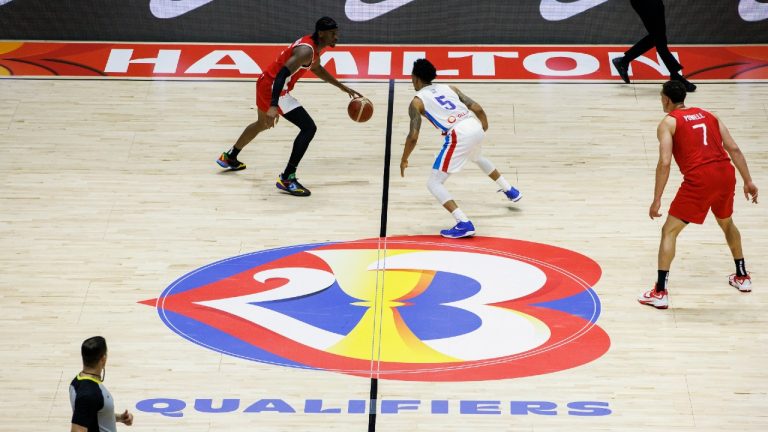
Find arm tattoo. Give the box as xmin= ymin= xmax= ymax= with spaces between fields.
xmin=409 ymin=102 xmax=422 ymax=134
xmin=456 ymin=89 xmax=477 ymax=108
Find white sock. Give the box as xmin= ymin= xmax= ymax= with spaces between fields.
xmin=451 ymin=208 xmax=470 ymax=223
xmin=495 ymin=176 xmax=512 ymax=191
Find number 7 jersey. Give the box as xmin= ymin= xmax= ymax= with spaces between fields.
xmin=668 ymin=107 xmax=730 ymax=176
xmin=415 ymin=84 xmax=475 ymax=135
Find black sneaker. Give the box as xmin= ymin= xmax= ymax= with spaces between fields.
xmin=672 ymin=75 xmax=697 ymax=92
xmin=276 ymin=173 xmax=311 ymax=197
xmin=217 ymin=152 xmax=246 ymax=170
xmin=612 ymin=57 xmax=630 ymax=84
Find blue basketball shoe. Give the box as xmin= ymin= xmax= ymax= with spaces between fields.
xmin=500 ymin=186 xmax=522 ymax=202
xmin=440 ymin=221 xmax=476 ymax=239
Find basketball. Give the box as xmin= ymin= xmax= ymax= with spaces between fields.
xmin=347 ymin=97 xmax=374 ymax=122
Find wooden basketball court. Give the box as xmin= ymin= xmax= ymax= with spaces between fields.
xmin=1 ymin=77 xmax=766 ymax=431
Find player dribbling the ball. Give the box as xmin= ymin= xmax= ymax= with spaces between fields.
xmin=217 ymin=16 xmax=363 ymax=197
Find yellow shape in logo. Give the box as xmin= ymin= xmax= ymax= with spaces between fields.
xmin=308 ymin=249 xmax=461 ymax=363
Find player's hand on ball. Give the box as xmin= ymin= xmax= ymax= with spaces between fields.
xmin=344 ymin=86 xmax=363 ymax=99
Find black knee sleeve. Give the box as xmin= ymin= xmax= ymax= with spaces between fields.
xmin=283 ymin=107 xmax=317 ymax=175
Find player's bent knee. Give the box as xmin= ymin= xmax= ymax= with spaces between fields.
xmin=428 ymin=170 xmax=449 ymax=184
xmin=427 ymin=170 xmax=452 ymax=204
xmin=662 ymin=221 xmax=686 ymax=236
xmin=716 ymin=216 xmax=734 ymax=229
xmin=304 ymin=121 xmax=317 ymax=137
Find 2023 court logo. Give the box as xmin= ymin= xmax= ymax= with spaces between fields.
xmin=142 ymin=236 xmax=610 ymax=381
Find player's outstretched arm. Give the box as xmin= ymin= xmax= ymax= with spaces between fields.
xmin=717 ymin=116 xmax=758 ymax=203
xmin=450 ymin=85 xmax=488 ymax=131
xmin=650 ymin=117 xmax=675 ymax=219
xmin=401 ymin=98 xmax=423 ymax=177
xmin=310 ymin=63 xmax=362 ymax=99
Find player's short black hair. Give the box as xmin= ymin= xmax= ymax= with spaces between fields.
xmin=312 ymin=16 xmax=338 ymax=43
xmin=412 ymin=58 xmax=437 ymax=83
xmin=662 ymin=80 xmax=687 ymax=103
xmin=81 ymin=336 xmax=107 ymax=367
xmin=315 ymin=16 xmax=338 ymax=32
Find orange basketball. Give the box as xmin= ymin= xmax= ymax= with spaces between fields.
xmin=348 ymin=97 xmax=374 ymax=122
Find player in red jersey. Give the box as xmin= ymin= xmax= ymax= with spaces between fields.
xmin=217 ymin=16 xmax=363 ymax=196
xmin=638 ymin=81 xmax=759 ymax=309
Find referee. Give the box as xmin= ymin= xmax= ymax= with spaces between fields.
xmin=612 ymin=0 xmax=696 ymax=92
xmin=69 ymin=336 xmax=133 ymax=432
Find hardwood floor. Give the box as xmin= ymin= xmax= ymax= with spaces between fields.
xmin=1 ymin=77 xmax=766 ymax=431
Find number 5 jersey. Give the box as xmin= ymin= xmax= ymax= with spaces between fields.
xmin=415 ymin=84 xmax=476 ymax=135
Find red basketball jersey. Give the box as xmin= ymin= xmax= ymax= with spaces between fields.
xmin=668 ymin=107 xmax=730 ymax=176
xmin=261 ymin=35 xmax=320 ymax=92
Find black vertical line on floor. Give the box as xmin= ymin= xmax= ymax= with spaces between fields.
xmin=367 ymin=377 xmax=379 ymax=432
xmin=379 ymin=79 xmax=395 ymax=238
xmin=369 ymin=78 xmax=395 ymax=432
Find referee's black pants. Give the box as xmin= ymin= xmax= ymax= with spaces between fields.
xmin=624 ymin=0 xmax=682 ymax=74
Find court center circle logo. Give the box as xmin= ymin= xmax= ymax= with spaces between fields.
xmin=143 ymin=236 xmax=610 ymax=381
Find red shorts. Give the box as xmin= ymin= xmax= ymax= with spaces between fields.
xmin=669 ymin=161 xmax=736 ymax=224
xmin=256 ymin=77 xmax=274 ymax=112
xmin=256 ymin=77 xmax=296 ymax=114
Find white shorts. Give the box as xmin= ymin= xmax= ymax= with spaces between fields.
xmin=432 ymin=119 xmax=484 ymax=173
xmin=256 ymin=77 xmax=302 ymax=114
xmin=277 ymin=92 xmax=302 ymax=114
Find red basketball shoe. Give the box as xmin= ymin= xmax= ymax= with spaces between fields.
xmin=638 ymin=285 xmax=669 ymax=309
xmin=729 ymin=274 xmax=752 ymax=292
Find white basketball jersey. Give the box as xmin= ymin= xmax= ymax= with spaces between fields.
xmin=415 ymin=84 xmax=475 ymax=134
